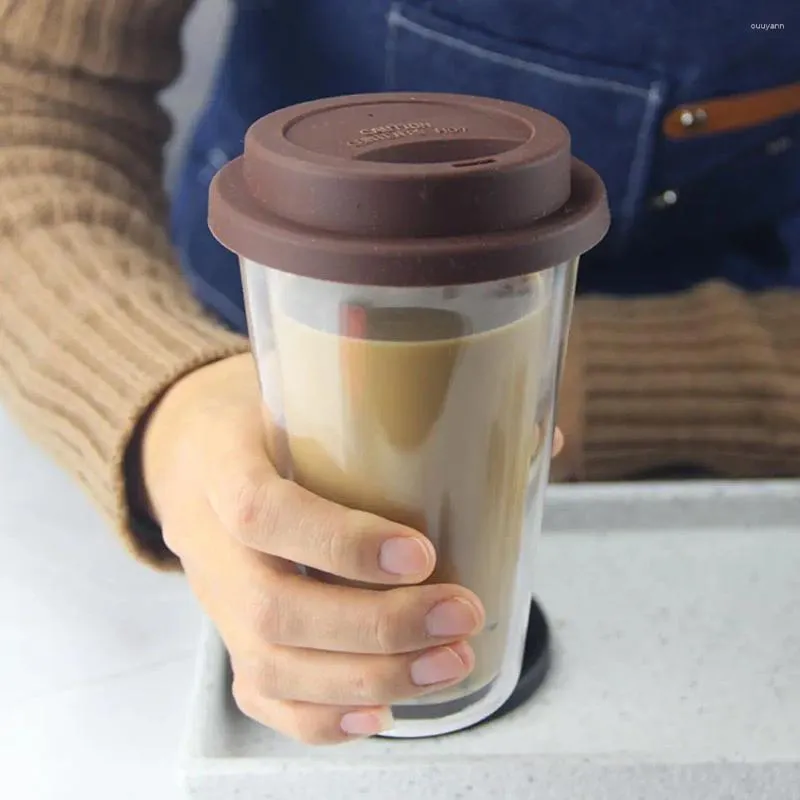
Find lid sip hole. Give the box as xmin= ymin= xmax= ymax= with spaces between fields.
xmin=452 ymin=158 xmax=497 ymax=168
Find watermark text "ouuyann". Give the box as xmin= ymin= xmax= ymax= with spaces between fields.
xmin=751 ymin=22 xmax=785 ymax=30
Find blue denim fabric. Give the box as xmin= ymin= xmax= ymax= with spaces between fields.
xmin=171 ymin=0 xmax=800 ymax=331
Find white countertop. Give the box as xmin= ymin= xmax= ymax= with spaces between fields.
xmin=0 ymin=409 xmax=200 ymax=800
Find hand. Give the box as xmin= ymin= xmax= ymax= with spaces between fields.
xmin=141 ymin=354 xmax=487 ymax=745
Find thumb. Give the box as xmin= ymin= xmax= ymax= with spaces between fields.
xmin=203 ymin=424 xmax=437 ymax=584
xmin=173 ymin=362 xmax=438 ymax=584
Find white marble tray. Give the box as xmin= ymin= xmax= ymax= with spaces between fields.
xmin=181 ymin=481 xmax=800 ymax=800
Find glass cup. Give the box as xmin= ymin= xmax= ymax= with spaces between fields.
xmin=210 ymin=92 xmax=609 ymax=737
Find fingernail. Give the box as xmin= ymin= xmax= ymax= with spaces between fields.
xmin=340 ymin=710 xmax=392 ymax=737
xmin=425 ymin=598 xmax=481 ymax=638
xmin=411 ymin=645 xmax=470 ymax=686
xmin=379 ymin=537 xmax=432 ymax=576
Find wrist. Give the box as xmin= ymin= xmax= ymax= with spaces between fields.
xmin=140 ymin=354 xmax=258 ymax=523
xmin=126 ymin=359 xmax=227 ymax=528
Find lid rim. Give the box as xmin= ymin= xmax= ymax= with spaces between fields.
xmin=209 ymin=92 xmax=610 ymax=285
xmin=209 ymin=158 xmax=610 ymax=286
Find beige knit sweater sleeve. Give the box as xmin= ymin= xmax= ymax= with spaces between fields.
xmin=0 ymin=0 xmax=247 ymax=564
xmin=1 ymin=1 xmax=799 ymax=566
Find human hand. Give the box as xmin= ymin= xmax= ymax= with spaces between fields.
xmin=140 ymin=354 xmax=488 ymax=745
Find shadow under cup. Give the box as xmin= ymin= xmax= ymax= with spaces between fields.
xmin=208 ymin=92 xmax=609 ymax=737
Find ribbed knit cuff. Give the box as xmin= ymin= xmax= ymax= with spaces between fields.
xmin=115 ymin=332 xmax=250 ymax=569
xmin=0 ymin=228 xmax=249 ymax=568
xmin=100 ymin=304 xmax=249 ymax=568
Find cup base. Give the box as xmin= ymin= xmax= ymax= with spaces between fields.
xmin=378 ymin=596 xmax=551 ymax=739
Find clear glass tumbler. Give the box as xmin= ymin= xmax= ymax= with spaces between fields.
xmin=242 ymin=261 xmax=578 ymax=737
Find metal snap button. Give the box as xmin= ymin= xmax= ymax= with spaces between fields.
xmin=679 ymin=108 xmax=708 ymax=129
xmin=652 ymin=189 xmax=679 ymax=209
xmin=765 ymin=136 xmax=793 ymax=156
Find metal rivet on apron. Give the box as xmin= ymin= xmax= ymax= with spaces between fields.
xmin=765 ymin=136 xmax=793 ymax=156
xmin=652 ymin=189 xmax=679 ymax=209
xmin=679 ymin=108 xmax=708 ymax=129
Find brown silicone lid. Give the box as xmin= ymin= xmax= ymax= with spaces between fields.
xmin=209 ymin=93 xmax=609 ymax=286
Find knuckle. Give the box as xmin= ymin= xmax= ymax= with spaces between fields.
xmin=320 ymin=520 xmax=356 ymax=573
xmin=289 ymin=488 xmax=348 ymax=567
xmin=235 ymin=651 xmax=282 ymax=700
xmin=349 ymin=661 xmax=402 ymax=705
xmin=372 ymin=596 xmax=413 ymax=655
xmin=345 ymin=669 xmax=371 ymax=703
xmin=231 ymin=472 xmax=271 ymax=540
xmin=279 ymin=484 xmax=359 ymax=575
xmin=286 ymin=708 xmax=341 ymax=746
xmin=263 ymin=475 xmax=297 ymax=519
xmin=231 ymin=472 xmax=291 ymax=548
xmin=339 ymin=510 xmax=376 ymax=570
xmin=248 ymin=588 xmax=284 ymax=643
xmin=251 ymin=654 xmax=282 ymax=698
xmin=373 ymin=673 xmax=404 ymax=706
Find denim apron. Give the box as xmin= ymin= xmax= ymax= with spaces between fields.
xmin=171 ymin=0 xmax=800 ymax=333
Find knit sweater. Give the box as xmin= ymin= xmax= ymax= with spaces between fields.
xmin=1 ymin=0 xmax=799 ymax=565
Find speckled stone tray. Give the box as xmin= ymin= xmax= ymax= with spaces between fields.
xmin=181 ymin=481 xmax=800 ymax=800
